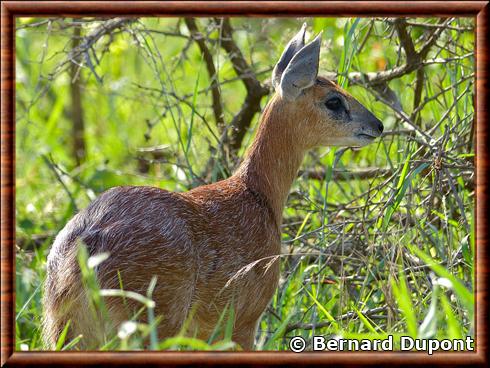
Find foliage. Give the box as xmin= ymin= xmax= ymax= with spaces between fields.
xmin=15 ymin=17 xmax=475 ymax=351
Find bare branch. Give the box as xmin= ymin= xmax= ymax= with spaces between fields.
xmin=419 ymin=18 xmax=452 ymax=59
xmin=218 ymin=18 xmax=270 ymax=154
xmin=394 ymin=19 xmax=417 ymax=64
xmin=70 ymin=24 xmax=86 ymax=166
xmin=184 ymin=18 xmax=225 ymax=131
xmin=299 ymin=167 xmax=393 ymax=181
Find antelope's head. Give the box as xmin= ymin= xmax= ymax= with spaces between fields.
xmin=271 ymin=24 xmax=384 ymax=148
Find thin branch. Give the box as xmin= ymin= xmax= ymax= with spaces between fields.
xmin=41 ymin=155 xmax=78 ymax=212
xmin=184 ymin=18 xmax=225 ymax=131
xmin=394 ymin=18 xmax=417 ymax=64
xmin=382 ymin=19 xmax=473 ymax=32
xmin=419 ymin=18 xmax=452 ymax=59
xmin=299 ymin=167 xmax=393 ymax=181
xmin=70 ymin=24 xmax=86 ymax=166
xmin=218 ymin=18 xmax=270 ymax=154
xmin=411 ymin=68 xmax=425 ymax=124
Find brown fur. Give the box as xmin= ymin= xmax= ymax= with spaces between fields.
xmin=42 ymin=76 xmax=382 ymax=350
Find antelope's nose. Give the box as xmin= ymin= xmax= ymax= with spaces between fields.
xmin=369 ymin=117 xmax=384 ymax=135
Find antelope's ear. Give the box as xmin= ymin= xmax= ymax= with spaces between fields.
xmin=272 ymin=23 xmax=307 ymax=89
xmin=278 ymin=32 xmax=322 ymax=101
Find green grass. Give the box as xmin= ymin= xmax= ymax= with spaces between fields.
xmin=15 ymin=17 xmax=475 ymax=351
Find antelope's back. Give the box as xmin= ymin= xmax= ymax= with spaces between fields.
xmin=46 ymin=185 xmax=194 ymax=273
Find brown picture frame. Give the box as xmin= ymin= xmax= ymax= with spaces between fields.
xmin=1 ymin=1 xmax=488 ymax=366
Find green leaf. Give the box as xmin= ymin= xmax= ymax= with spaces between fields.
xmin=391 ymin=273 xmax=417 ymax=337
xmin=61 ymin=334 xmax=83 ymax=351
xmin=263 ymin=313 xmax=294 ymax=350
xmin=55 ymin=320 xmax=71 ymax=351
xmin=381 ymin=159 xmax=429 ymax=231
xmin=305 ymin=289 xmax=338 ymax=330
xmin=159 ymin=336 xmax=212 ymax=350
xmin=418 ymin=285 xmax=438 ymax=339
xmin=353 ymin=307 xmax=380 ymax=334
xmin=407 ymin=244 xmax=474 ymax=316
xmin=439 ymin=292 xmax=462 ymax=339
xmin=338 ymin=18 xmax=360 ymax=88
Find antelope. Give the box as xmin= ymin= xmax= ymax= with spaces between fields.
xmin=43 ymin=24 xmax=383 ymax=350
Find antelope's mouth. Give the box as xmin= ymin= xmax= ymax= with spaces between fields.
xmin=356 ymin=133 xmax=379 ymax=140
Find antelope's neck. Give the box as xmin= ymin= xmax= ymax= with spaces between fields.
xmin=233 ymin=96 xmax=306 ymax=225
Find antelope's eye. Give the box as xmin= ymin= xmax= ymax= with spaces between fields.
xmin=325 ymin=97 xmax=343 ymax=111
